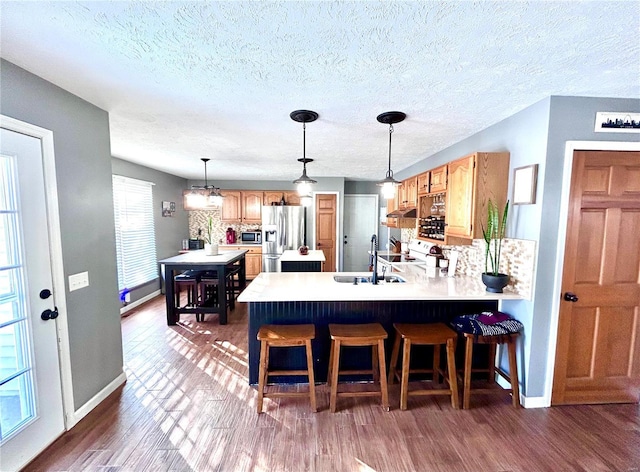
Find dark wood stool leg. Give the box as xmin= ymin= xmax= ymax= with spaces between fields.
xmin=329 ymin=339 xmax=341 ymax=413
xmin=463 ymin=335 xmax=474 ymax=410
xmin=400 ymin=338 xmax=411 ymax=411
xmin=446 ymin=338 xmax=460 ymax=409
xmin=388 ymin=331 xmax=402 ymax=385
xmin=377 ymin=338 xmax=389 ymax=412
xmin=305 ymin=339 xmax=317 ymax=412
xmin=257 ymin=340 xmax=268 ymax=413
xmin=507 ymin=337 xmax=521 ymax=407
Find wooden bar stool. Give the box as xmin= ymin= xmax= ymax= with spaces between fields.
xmin=327 ymin=323 xmax=389 ymax=413
xmin=256 ymin=324 xmax=316 ymax=413
xmin=388 ymin=323 xmax=459 ymax=410
xmin=450 ymin=312 xmax=523 ymax=409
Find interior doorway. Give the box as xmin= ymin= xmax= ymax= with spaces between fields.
xmin=343 ymin=195 xmax=378 ymax=271
xmin=552 ymin=149 xmax=640 ymax=405
xmin=315 ymin=193 xmax=337 ymax=272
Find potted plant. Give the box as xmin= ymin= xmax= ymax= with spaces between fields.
xmin=204 ymin=216 xmax=218 ymax=256
xmin=481 ymin=199 xmax=509 ymax=292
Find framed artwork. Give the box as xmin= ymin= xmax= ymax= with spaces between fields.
xmin=594 ymin=112 xmax=640 ymax=133
xmin=513 ymin=164 xmax=538 ymax=205
xmin=162 ymin=201 xmax=175 ymax=217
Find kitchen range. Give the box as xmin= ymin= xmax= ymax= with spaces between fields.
xmin=376 ymin=239 xmax=446 ymax=274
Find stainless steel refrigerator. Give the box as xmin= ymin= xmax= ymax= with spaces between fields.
xmin=261 ymin=205 xmax=305 ymax=272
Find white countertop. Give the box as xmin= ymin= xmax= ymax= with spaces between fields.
xmin=279 ymin=249 xmax=326 ymax=262
xmin=159 ymin=249 xmax=247 ymax=265
xmin=237 ymin=266 xmax=522 ymax=303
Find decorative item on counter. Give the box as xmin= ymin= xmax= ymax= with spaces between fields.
xmin=447 ymin=250 xmax=458 ymax=277
xmin=226 ymin=227 xmax=236 ymax=244
xmin=298 ymin=245 xmax=309 ymax=255
xmin=390 ymin=237 xmax=401 ymax=253
xmin=204 ymin=216 xmax=218 ymax=256
xmin=481 ymin=199 xmax=510 ymax=292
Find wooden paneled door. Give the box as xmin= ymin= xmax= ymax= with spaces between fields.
xmin=552 ymin=150 xmax=640 ymax=405
xmin=316 ymin=194 xmax=336 ymax=272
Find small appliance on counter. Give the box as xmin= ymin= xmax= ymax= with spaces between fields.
xmin=240 ymin=231 xmax=262 ymax=244
xmin=226 ymin=227 xmax=237 ymax=244
xmin=188 ymin=238 xmax=204 ymax=250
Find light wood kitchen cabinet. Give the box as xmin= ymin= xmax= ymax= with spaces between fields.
xmin=445 ymin=152 xmax=510 ymax=243
xmin=242 ymin=191 xmax=263 ymax=223
xmin=429 ymin=165 xmax=447 ymax=193
xmin=263 ymin=191 xmax=301 ymax=206
xmin=398 ymin=176 xmax=417 ymax=209
xmin=384 ymin=190 xmax=398 ymax=228
xmin=417 ymin=172 xmax=430 ymax=195
xmin=225 ymin=245 xmax=262 ymax=279
xmin=221 ymin=191 xmax=263 ymax=223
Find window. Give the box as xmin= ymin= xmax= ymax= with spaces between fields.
xmin=112 ymin=175 xmax=157 ymax=291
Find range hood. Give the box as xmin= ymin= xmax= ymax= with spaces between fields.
xmin=387 ymin=207 xmax=417 ymax=218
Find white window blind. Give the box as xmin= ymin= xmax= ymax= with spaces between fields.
xmin=112 ymin=175 xmax=157 ymax=291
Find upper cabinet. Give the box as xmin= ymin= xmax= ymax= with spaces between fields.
xmin=429 ymin=165 xmax=447 ymax=194
xmin=399 ymin=176 xmax=418 ymax=209
xmin=445 ymin=152 xmax=510 ymax=242
xmin=263 ymin=191 xmax=301 ymax=206
xmin=221 ymin=190 xmax=263 ymax=223
xmin=242 ymin=191 xmax=263 ymax=223
xmin=417 ymin=172 xmax=429 ymax=195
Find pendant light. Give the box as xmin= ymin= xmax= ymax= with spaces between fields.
xmin=186 ymin=158 xmax=224 ymax=208
xmin=376 ymin=111 xmax=406 ymax=199
xmin=291 ymin=110 xmax=318 ymax=196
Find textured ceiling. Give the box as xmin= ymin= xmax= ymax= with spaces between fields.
xmin=1 ymin=1 xmax=639 ymax=182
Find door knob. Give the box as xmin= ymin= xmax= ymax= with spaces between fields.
xmin=563 ymin=292 xmax=579 ymax=303
xmin=41 ymin=307 xmax=59 ymax=320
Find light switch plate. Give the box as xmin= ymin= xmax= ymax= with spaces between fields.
xmin=69 ymin=271 xmax=89 ymax=291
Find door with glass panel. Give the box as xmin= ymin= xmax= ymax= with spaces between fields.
xmin=0 ymin=126 xmax=65 ymax=471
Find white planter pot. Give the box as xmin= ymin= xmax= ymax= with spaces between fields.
xmin=204 ymin=243 xmax=218 ymax=256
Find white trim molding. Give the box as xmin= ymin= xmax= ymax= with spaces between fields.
xmin=120 ymin=289 xmax=161 ymax=315
xmin=67 ymin=372 xmax=127 ymax=428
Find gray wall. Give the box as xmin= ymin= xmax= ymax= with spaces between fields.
xmin=1 ymin=59 xmax=123 ymax=409
xmin=112 ymin=157 xmax=189 ymax=303
xmin=396 ymin=95 xmax=640 ymax=398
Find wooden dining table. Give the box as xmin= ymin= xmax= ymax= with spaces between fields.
xmin=159 ymin=249 xmax=247 ymax=325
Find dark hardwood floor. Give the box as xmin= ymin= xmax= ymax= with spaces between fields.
xmin=25 ymin=296 xmax=640 ymax=471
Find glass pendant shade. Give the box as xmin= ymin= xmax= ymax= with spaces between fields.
xmin=186 ymin=158 xmax=224 ymax=208
xmin=300 ymin=194 xmax=313 ymax=207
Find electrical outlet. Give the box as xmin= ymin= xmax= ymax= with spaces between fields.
xmin=68 ymin=271 xmax=89 ymax=292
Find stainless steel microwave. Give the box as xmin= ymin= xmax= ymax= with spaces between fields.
xmin=240 ymin=231 xmax=262 ymax=244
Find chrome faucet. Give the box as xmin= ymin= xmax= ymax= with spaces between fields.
xmin=370 ymin=234 xmax=379 ymax=285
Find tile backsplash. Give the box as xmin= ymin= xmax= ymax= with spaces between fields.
xmin=188 ymin=209 xmax=261 ymax=244
xmin=401 ymin=228 xmax=536 ymax=299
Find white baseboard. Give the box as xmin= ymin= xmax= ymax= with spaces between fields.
xmin=66 ymin=370 xmax=127 ymax=428
xmin=120 ymin=289 xmax=161 ymax=315
xmin=496 ymin=374 xmax=548 ymax=409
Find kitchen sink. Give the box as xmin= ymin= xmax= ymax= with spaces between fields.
xmin=333 ymin=275 xmax=406 ymax=284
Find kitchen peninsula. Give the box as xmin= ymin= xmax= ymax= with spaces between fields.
xmin=280 ymin=249 xmax=325 ymax=272
xmin=237 ymin=269 xmax=521 ymax=384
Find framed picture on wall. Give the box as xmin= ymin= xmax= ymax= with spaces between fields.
xmin=513 ymin=164 xmax=538 ymax=205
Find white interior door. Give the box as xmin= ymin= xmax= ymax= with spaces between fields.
xmin=343 ymin=195 xmax=378 ymax=272
xmin=0 ymin=127 xmax=65 ymax=471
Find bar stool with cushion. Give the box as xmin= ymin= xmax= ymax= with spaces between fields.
xmin=256 ymin=324 xmax=317 ymax=413
xmin=388 ymin=323 xmax=459 ymax=410
xmin=449 ymin=311 xmax=524 ymax=409
xmin=174 ymin=270 xmax=203 ymax=320
xmin=327 ymin=323 xmax=389 ymax=413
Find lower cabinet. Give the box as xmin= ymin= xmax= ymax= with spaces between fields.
xmin=226 ymin=245 xmax=262 ymax=279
